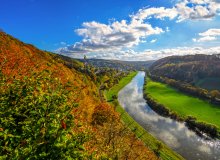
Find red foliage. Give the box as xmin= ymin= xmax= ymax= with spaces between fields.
xmin=61 ymin=120 xmax=67 ymax=129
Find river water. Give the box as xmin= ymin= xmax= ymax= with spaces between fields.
xmin=118 ymin=71 xmax=220 ymax=160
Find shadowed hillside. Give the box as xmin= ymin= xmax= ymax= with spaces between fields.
xmin=150 ymin=54 xmax=220 ymax=90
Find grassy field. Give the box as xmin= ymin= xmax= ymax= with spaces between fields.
xmin=105 ymin=72 xmax=184 ymax=160
xmin=145 ymin=77 xmax=220 ymax=130
xmin=196 ymin=77 xmax=220 ymax=91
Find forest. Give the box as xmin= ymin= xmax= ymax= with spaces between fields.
xmin=149 ymin=54 xmax=220 ymax=89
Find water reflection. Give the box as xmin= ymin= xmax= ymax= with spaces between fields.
xmin=118 ymin=72 xmax=220 ymax=160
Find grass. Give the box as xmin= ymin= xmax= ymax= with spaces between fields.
xmin=145 ymin=77 xmax=220 ymax=131
xmin=105 ymin=72 xmax=184 ymax=160
xmin=105 ymin=71 xmax=138 ymax=102
xmin=195 ymin=77 xmax=220 ymax=91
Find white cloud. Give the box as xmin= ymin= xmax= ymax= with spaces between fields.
xmin=132 ymin=0 xmax=220 ymax=22
xmin=166 ymin=27 xmax=170 ymax=32
xmin=57 ymin=46 xmax=220 ymax=61
xmin=57 ymin=19 xmax=164 ymax=54
xmin=60 ymin=42 xmax=67 ymax=45
xmin=132 ymin=7 xmax=178 ymax=21
xmin=199 ymin=28 xmax=220 ymax=37
xmin=190 ymin=0 xmax=210 ymax=4
xmin=193 ymin=28 xmax=220 ymax=42
xmin=194 ymin=36 xmax=217 ymax=42
xmin=140 ymin=46 xmax=220 ymax=60
xmin=150 ymin=39 xmax=157 ymax=43
xmin=56 ymin=0 xmax=220 ymax=60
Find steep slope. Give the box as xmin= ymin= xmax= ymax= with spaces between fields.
xmin=0 ymin=31 xmax=99 ymax=122
xmin=0 ymin=32 xmax=158 ymax=159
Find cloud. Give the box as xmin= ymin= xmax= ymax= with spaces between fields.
xmin=199 ymin=28 xmax=220 ymax=37
xmin=193 ymin=36 xmax=216 ymax=42
xmin=132 ymin=7 xmax=178 ymax=21
xmin=60 ymin=42 xmax=67 ymax=45
xmin=56 ymin=0 xmax=220 ymax=60
xmin=166 ymin=27 xmax=170 ymax=32
xmin=150 ymin=39 xmax=157 ymax=43
xmin=131 ymin=0 xmax=220 ymax=22
xmin=193 ymin=28 xmax=220 ymax=42
xmin=137 ymin=46 xmax=220 ymax=60
xmin=57 ymin=46 xmax=220 ymax=61
xmin=57 ymin=20 xmax=164 ymax=54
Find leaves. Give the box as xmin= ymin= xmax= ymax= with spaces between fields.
xmin=0 ymin=70 xmax=89 ymax=159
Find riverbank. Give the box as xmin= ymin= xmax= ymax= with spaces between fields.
xmin=105 ymin=72 xmax=184 ymax=160
xmin=144 ymin=76 xmax=220 ymax=138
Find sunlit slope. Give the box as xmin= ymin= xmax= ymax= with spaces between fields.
xmin=0 ymin=31 xmax=98 ymax=122
xmin=0 ymin=31 xmax=159 ymax=159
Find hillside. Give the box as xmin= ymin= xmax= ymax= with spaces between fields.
xmin=78 ymin=58 xmax=154 ymax=71
xmin=149 ymin=54 xmax=220 ymax=90
xmin=0 ymin=31 xmax=99 ymax=122
xmin=0 ymin=32 xmax=158 ymax=159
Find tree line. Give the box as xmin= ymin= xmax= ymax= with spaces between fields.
xmin=148 ymin=73 xmax=220 ymax=105
xmin=143 ymin=76 xmax=219 ymax=138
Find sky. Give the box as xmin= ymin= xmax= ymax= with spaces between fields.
xmin=1 ymin=0 xmax=220 ymax=61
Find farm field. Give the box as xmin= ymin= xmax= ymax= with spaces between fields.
xmin=145 ymin=77 xmax=220 ymax=130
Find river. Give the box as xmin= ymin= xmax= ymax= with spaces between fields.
xmin=118 ymin=71 xmax=220 ymax=160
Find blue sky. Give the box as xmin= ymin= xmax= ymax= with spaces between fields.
xmin=1 ymin=0 xmax=220 ymax=60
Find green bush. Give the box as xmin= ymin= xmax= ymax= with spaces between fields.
xmin=0 ymin=70 xmax=89 ymax=159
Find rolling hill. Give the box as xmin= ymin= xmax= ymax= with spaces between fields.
xmin=149 ymin=54 xmax=220 ymax=90
xmin=78 ymin=58 xmax=154 ymax=71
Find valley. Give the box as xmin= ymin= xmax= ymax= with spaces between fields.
xmin=1 ymin=31 xmax=220 ymax=160
xmin=2 ymin=0 xmax=220 ymax=159
xmin=118 ymin=72 xmax=220 ymax=160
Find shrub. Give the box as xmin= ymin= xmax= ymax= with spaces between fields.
xmin=91 ymin=103 xmax=116 ymax=126
xmin=0 ymin=70 xmax=89 ymax=159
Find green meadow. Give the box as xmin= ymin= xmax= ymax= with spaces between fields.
xmin=105 ymin=71 xmax=138 ymax=102
xmin=145 ymin=77 xmax=220 ymax=130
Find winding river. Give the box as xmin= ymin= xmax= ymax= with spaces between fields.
xmin=118 ymin=71 xmax=220 ymax=160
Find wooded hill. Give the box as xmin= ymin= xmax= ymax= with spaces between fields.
xmin=78 ymin=58 xmax=154 ymax=71
xmin=0 ymin=31 xmax=158 ymax=159
xmin=149 ymin=54 xmax=220 ymax=91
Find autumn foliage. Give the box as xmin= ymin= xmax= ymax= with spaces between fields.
xmin=91 ymin=103 xmax=118 ymax=126
xmin=0 ymin=31 xmax=158 ymax=159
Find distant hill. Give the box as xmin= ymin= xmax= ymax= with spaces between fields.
xmin=149 ymin=54 xmax=220 ymax=90
xmin=78 ymin=58 xmax=154 ymax=71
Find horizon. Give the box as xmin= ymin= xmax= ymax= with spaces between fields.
xmin=1 ymin=0 xmax=220 ymax=60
